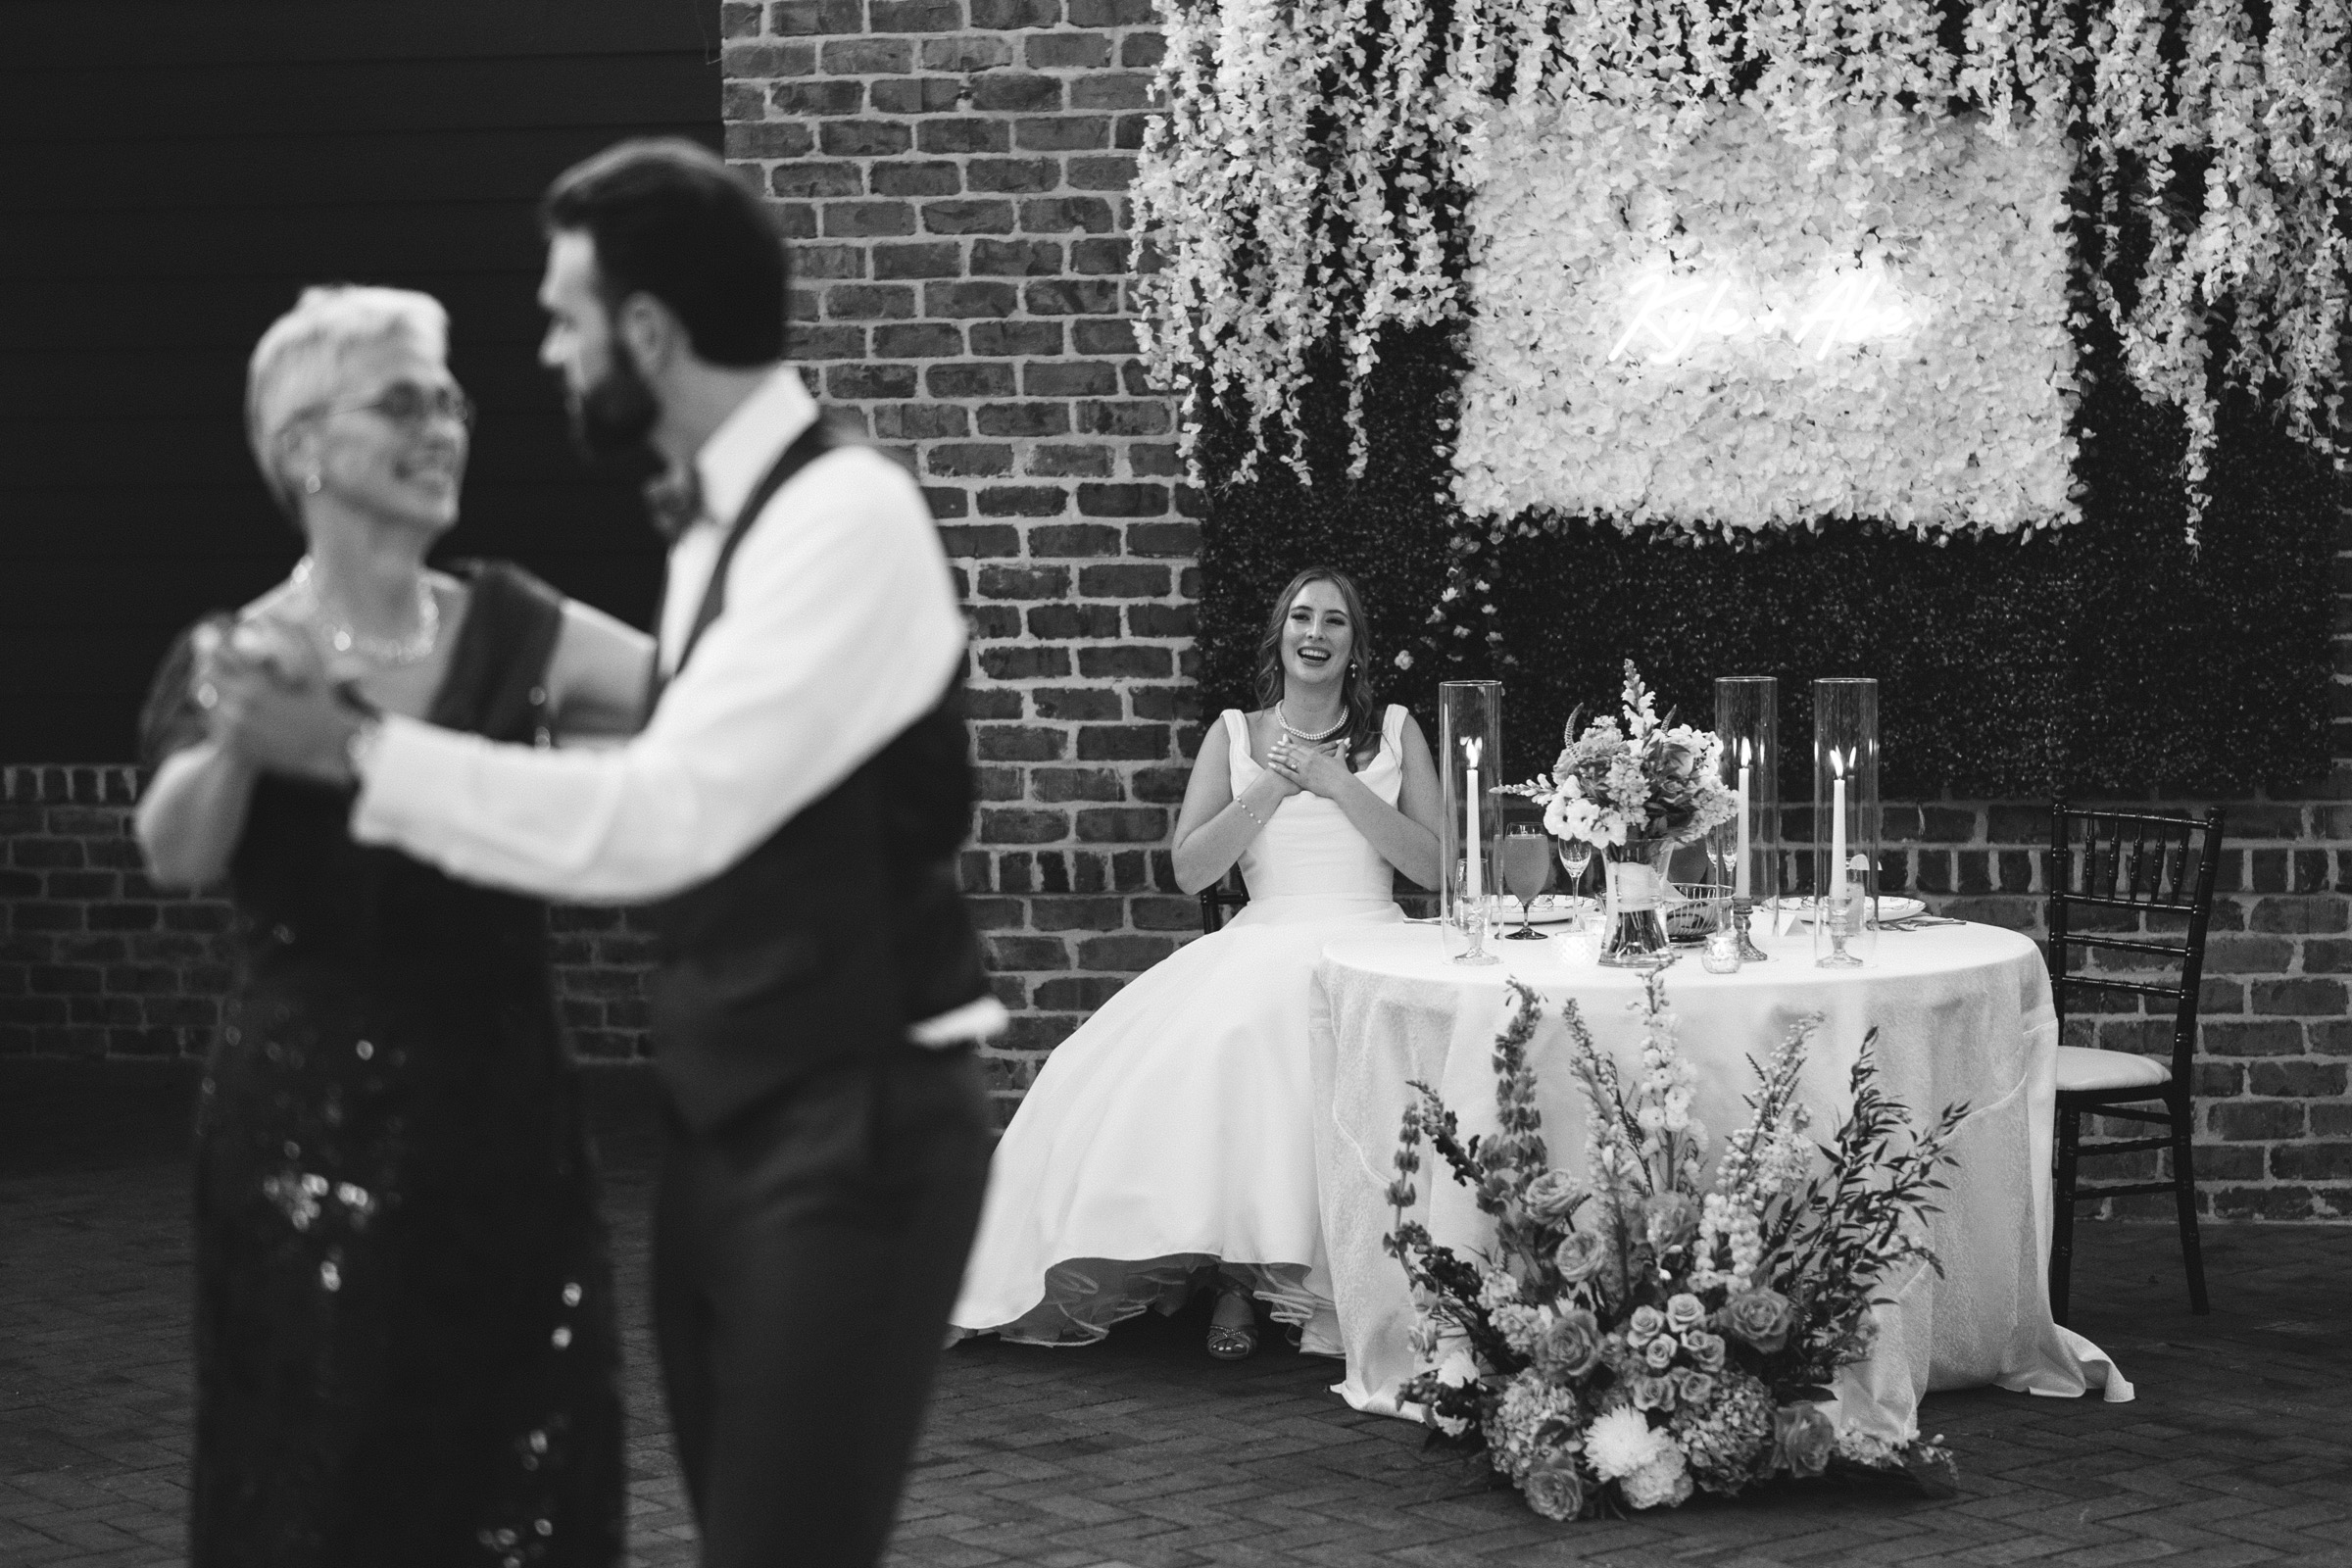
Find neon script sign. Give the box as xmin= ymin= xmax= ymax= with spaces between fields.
xmin=1607 ymin=262 xmax=1918 ymax=365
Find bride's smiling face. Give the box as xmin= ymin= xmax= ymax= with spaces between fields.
xmin=1281 ymin=580 xmax=1354 ymax=692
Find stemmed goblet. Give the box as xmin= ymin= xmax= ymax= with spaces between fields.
xmin=1501 ymin=824 xmax=1551 ymax=940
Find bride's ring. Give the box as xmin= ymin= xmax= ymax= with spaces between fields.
xmin=195 ymin=682 xmax=219 ymax=710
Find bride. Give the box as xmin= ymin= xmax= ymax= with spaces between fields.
xmin=952 ymin=567 xmax=1443 ymax=1358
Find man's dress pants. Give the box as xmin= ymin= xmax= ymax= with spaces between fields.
xmin=653 ymin=1044 xmax=990 ymax=1567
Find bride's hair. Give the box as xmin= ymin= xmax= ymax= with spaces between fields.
xmin=1253 ymin=567 xmax=1383 ymax=769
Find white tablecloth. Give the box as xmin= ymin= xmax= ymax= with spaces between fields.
xmin=1307 ymin=922 xmax=2132 ymax=1444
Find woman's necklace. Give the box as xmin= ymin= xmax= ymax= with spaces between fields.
xmin=288 ymin=555 xmax=440 ymax=665
xmin=1276 ymin=699 xmax=1348 ymax=744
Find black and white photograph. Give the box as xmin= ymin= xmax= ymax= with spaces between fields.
xmin=2 ymin=0 xmax=2348 ymax=1564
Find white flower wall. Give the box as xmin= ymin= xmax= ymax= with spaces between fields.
xmin=1451 ymin=104 xmax=2082 ymax=540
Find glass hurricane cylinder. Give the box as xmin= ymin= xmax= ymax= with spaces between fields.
xmin=1811 ymin=677 xmax=1880 ymax=968
xmin=1438 ymin=680 xmax=1504 ymax=966
xmin=1713 ymin=675 xmax=1779 ymax=954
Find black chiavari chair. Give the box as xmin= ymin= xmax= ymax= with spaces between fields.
xmin=1199 ymin=866 xmax=1250 ymax=934
xmin=2046 ymin=801 xmax=2225 ymax=1325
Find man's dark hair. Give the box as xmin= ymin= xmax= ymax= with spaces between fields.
xmin=542 ymin=138 xmax=787 ymax=366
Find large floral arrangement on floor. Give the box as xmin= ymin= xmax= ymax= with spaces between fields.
xmin=1508 ymin=662 xmax=1736 ymax=850
xmin=1383 ymin=972 xmax=1966 ymax=1519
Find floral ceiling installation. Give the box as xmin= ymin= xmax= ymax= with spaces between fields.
xmin=1451 ymin=102 xmax=2081 ymax=540
xmin=1133 ymin=0 xmax=2350 ymax=549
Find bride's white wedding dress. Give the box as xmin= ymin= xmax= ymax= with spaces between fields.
xmin=951 ymin=704 xmax=1412 ymax=1353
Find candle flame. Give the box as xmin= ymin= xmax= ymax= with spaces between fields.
xmin=1464 ymin=738 xmax=1483 ymax=767
xmin=1829 ymin=746 xmax=1845 ymax=780
xmin=1740 ymin=737 xmax=1752 ymax=767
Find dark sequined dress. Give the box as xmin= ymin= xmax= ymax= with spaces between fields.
xmin=142 ymin=563 xmax=625 ymax=1568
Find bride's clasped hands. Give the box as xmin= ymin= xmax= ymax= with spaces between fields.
xmin=1263 ymin=732 xmax=1346 ymax=796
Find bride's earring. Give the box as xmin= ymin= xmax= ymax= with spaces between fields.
xmin=304 ymin=472 xmax=322 ymax=495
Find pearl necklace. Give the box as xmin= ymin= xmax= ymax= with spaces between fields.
xmin=288 ymin=556 xmax=440 ymax=666
xmin=1276 ymin=700 xmax=1348 ymax=744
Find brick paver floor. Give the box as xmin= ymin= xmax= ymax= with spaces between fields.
xmin=3 ymin=1074 xmax=2347 ymax=1567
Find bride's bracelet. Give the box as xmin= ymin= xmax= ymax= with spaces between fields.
xmin=1233 ymin=797 xmax=1270 ymax=831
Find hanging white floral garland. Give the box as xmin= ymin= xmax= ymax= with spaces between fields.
xmin=1131 ymin=0 xmax=1458 ymax=483
xmin=2084 ymin=0 xmax=2352 ymax=547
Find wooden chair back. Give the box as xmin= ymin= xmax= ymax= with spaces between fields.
xmin=1199 ymin=866 xmax=1250 ymax=933
xmin=2046 ymin=803 xmax=2225 ymax=1090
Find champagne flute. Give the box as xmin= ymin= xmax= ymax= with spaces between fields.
xmin=1705 ymin=819 xmax=1737 ymax=931
xmin=1501 ymin=824 xmax=1551 ymax=940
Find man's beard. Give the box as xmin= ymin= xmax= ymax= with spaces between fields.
xmin=566 ymin=337 xmax=660 ymax=461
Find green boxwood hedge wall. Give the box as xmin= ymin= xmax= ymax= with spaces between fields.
xmin=1197 ymin=313 xmax=2338 ymax=801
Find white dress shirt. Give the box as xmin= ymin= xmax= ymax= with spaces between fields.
xmin=353 ymin=366 xmax=969 ymax=906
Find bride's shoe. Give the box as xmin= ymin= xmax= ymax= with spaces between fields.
xmin=1205 ymin=1288 xmax=1257 ymax=1360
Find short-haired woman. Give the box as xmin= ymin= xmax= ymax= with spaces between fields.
xmin=951 ymin=567 xmax=1443 ymax=1359
xmin=137 ymin=285 xmax=650 ymax=1565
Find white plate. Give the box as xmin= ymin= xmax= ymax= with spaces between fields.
xmin=1499 ymin=894 xmax=1588 ymax=926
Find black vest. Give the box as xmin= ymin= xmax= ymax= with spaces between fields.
xmin=643 ymin=419 xmax=991 ymax=1132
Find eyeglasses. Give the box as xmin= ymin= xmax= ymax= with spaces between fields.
xmin=300 ymin=380 xmax=475 ymax=432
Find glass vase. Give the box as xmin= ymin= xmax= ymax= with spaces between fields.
xmin=1598 ymin=835 xmax=1675 ymax=967
xmin=1713 ymin=675 xmax=1779 ymax=956
xmin=1438 ymin=680 xmax=1503 ymax=966
xmin=1811 ymin=677 xmax=1880 ymax=968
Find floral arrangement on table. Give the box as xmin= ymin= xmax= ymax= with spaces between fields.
xmin=1508 ymin=662 xmax=1736 ymax=852
xmin=1383 ymin=971 xmax=1967 ymax=1520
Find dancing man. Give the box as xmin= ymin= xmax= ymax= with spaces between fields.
xmin=198 ymin=138 xmax=1001 ymax=1568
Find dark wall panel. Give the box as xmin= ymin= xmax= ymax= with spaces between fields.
xmin=1 ymin=0 xmax=722 ymax=759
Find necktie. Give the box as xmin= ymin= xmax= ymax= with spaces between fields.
xmin=643 ymin=465 xmax=705 ymax=543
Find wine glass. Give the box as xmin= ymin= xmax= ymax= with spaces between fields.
xmin=1501 ymin=824 xmax=1551 ymax=940
xmin=1555 ymin=835 xmax=1594 ymax=911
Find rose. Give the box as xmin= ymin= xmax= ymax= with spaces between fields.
xmin=1664 ymin=1293 xmax=1706 ymax=1334
xmin=1642 ymin=1334 xmax=1678 ymax=1371
xmin=1673 ymin=1369 xmax=1716 ymax=1407
xmin=1773 ymin=1402 xmax=1837 ymax=1478
xmin=1538 ymin=1308 xmax=1604 ymax=1378
xmin=1626 ymin=1304 xmax=1666 ymax=1344
xmin=1719 ymin=1288 xmax=1795 ymax=1354
xmin=1523 ymin=1169 xmax=1585 ymax=1221
xmin=1521 ymin=1446 xmax=1586 ymax=1520
xmin=1685 ymin=1331 xmax=1727 ymax=1372
xmin=1628 ymin=1372 xmax=1676 ymax=1412
xmin=1552 ymin=1229 xmax=1609 ymax=1286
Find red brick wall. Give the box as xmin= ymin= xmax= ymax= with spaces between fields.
xmin=715 ymin=0 xmax=1208 ymax=1088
